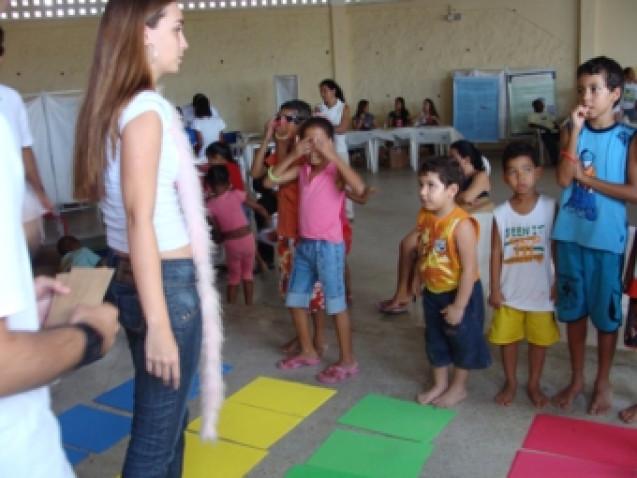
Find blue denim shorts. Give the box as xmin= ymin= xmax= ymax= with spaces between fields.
xmin=423 ymin=280 xmax=491 ymax=370
xmin=285 ymin=239 xmax=346 ymax=315
xmin=555 ymin=241 xmax=623 ymax=332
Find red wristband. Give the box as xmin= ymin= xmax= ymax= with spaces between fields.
xmin=560 ymin=150 xmax=579 ymax=163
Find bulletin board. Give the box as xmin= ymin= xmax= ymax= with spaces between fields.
xmin=507 ymin=70 xmax=557 ymax=135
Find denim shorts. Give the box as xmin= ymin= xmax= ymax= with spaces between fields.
xmin=555 ymin=241 xmax=623 ymax=332
xmin=105 ymin=252 xmax=202 ymax=478
xmin=423 ymin=280 xmax=491 ymax=370
xmin=285 ymin=239 xmax=346 ymax=315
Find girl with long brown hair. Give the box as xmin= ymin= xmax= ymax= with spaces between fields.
xmin=73 ymin=1 xmax=223 ymax=476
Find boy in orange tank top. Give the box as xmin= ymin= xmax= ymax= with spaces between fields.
xmin=416 ymin=157 xmax=491 ymax=407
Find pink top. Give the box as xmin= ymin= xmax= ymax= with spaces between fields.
xmin=206 ymin=189 xmax=248 ymax=233
xmin=298 ymin=162 xmax=345 ymax=243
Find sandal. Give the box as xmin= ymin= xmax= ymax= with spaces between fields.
xmin=376 ymin=299 xmax=409 ymax=315
xmin=316 ymin=363 xmax=360 ymax=384
xmin=277 ymin=355 xmax=321 ymax=370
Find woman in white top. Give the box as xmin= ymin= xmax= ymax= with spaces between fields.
xmin=191 ymin=93 xmax=226 ymax=164
xmin=73 ymin=2 xmax=223 ymax=476
xmin=318 ymin=78 xmax=354 ymax=219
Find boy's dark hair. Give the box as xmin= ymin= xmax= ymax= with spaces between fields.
xmin=531 ymin=98 xmax=544 ymax=113
xmin=450 ymin=139 xmax=485 ymax=172
xmin=0 ymin=26 xmax=4 ymax=57
xmin=280 ymin=99 xmax=311 ymax=123
xmin=57 ymin=235 xmax=81 ymax=256
xmin=205 ymin=141 xmax=235 ymax=163
xmin=299 ymin=116 xmax=335 ymax=141
xmin=205 ymin=165 xmax=230 ymax=189
xmin=502 ymin=141 xmax=540 ymax=169
xmin=319 ymin=79 xmax=345 ymax=102
xmin=418 ymin=156 xmax=464 ymax=189
xmin=193 ymin=93 xmax=213 ymax=118
xmin=577 ymin=56 xmax=624 ymax=104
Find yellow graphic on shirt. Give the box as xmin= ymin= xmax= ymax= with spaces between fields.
xmin=502 ymin=225 xmax=545 ymax=264
xmin=419 ymin=217 xmax=462 ymax=293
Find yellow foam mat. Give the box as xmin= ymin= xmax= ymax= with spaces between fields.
xmin=227 ymin=377 xmax=336 ymax=417
xmin=183 ymin=433 xmax=267 ymax=478
xmin=188 ymin=401 xmax=303 ymax=449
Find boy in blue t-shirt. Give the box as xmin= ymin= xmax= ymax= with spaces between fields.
xmin=553 ymin=56 xmax=637 ymax=415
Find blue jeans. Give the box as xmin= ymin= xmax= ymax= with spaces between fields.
xmin=106 ymin=254 xmax=202 ymax=478
xmin=285 ymin=239 xmax=346 ymax=314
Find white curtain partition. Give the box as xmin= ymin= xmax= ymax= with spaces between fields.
xmin=24 ymin=91 xmax=82 ymax=206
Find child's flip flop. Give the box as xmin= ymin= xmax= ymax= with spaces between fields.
xmin=277 ymin=355 xmax=321 ymax=370
xmin=316 ymin=363 xmax=360 ymax=384
xmin=377 ymin=300 xmax=409 ymax=315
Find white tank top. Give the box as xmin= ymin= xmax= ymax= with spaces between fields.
xmin=101 ymin=91 xmax=189 ymax=253
xmin=319 ymin=99 xmax=348 ymax=153
xmin=493 ymin=195 xmax=556 ymax=312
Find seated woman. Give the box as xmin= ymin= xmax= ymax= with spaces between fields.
xmin=376 ymin=139 xmax=492 ymax=314
xmin=386 ymin=97 xmax=411 ymax=128
xmin=415 ymin=98 xmax=441 ymax=126
xmin=352 ymin=99 xmax=376 ymax=130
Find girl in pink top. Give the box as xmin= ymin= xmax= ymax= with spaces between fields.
xmin=205 ymin=166 xmax=269 ymax=305
xmin=269 ymin=117 xmax=367 ymax=384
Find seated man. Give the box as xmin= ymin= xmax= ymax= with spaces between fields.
xmin=528 ymin=98 xmax=560 ymax=165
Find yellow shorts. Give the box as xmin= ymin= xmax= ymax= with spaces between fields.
xmin=488 ymin=305 xmax=559 ymax=346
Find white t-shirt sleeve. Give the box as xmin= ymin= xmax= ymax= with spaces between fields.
xmin=0 ymin=117 xmax=29 ymax=318
xmin=16 ymin=97 xmax=34 ymax=148
xmin=120 ymin=91 xmax=171 ymax=132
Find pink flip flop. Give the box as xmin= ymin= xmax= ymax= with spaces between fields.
xmin=277 ymin=355 xmax=321 ymax=370
xmin=316 ymin=363 xmax=360 ymax=384
xmin=377 ymin=300 xmax=409 ymax=315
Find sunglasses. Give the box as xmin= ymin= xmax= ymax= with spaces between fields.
xmin=276 ymin=114 xmax=303 ymax=124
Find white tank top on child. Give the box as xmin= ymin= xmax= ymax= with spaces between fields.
xmin=318 ymin=99 xmax=348 ymax=154
xmin=493 ymin=195 xmax=556 ymax=312
xmin=101 ymin=91 xmax=190 ymax=253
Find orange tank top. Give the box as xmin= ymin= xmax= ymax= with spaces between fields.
xmin=417 ymin=206 xmax=479 ymax=294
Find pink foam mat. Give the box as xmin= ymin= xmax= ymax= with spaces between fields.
xmin=521 ymin=414 xmax=637 ymax=469
xmin=508 ymin=449 xmax=637 ymax=478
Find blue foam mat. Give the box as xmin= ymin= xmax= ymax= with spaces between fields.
xmin=64 ymin=446 xmax=89 ymax=465
xmin=93 ymin=364 xmax=233 ymax=413
xmin=58 ymin=405 xmax=132 ymax=453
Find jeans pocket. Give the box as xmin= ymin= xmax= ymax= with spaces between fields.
xmin=165 ymin=286 xmax=201 ymax=331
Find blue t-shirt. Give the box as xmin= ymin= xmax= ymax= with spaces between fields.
xmin=553 ymin=122 xmax=636 ymax=254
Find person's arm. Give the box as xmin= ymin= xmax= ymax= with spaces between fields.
xmin=120 ymin=111 xmax=180 ymax=390
xmin=334 ymin=104 xmax=351 ymax=134
xmin=488 ymin=219 xmax=504 ymax=309
xmin=244 ymin=195 xmax=271 ymax=223
xmin=556 ymin=105 xmax=586 ymax=188
xmin=315 ymin=139 xmax=366 ymax=196
xmin=345 ymin=185 xmax=376 ymax=204
xmin=194 ymin=130 xmax=203 ymax=157
xmin=250 ymin=118 xmax=276 ymax=179
xmin=22 ymin=147 xmax=53 ymax=212
xmin=441 ymin=219 xmax=477 ymax=325
xmin=576 ymin=135 xmax=637 ymax=202
xmin=456 ymin=171 xmax=490 ymax=205
xmin=0 ymin=302 xmax=118 ymax=397
xmin=270 ymin=138 xmax=310 ymax=184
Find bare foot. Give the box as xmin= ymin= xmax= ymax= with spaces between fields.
xmin=551 ymin=380 xmax=584 ymax=410
xmin=619 ymin=404 xmax=637 ymax=423
xmin=416 ymin=384 xmax=447 ymax=405
xmin=433 ymin=385 xmax=467 ymax=408
xmin=527 ymin=384 xmax=549 ymax=409
xmin=588 ymin=380 xmax=612 ymax=415
xmin=495 ymin=381 xmax=517 ymax=406
xmin=280 ymin=337 xmax=300 ymax=356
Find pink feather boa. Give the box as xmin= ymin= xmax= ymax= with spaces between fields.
xmin=169 ymin=111 xmax=224 ymax=441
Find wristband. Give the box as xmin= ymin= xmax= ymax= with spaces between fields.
xmin=73 ymin=323 xmax=104 ymax=368
xmin=267 ymin=166 xmax=282 ymax=183
xmin=560 ymin=150 xmax=579 ymax=163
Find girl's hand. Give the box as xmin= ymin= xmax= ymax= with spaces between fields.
xmin=571 ymin=105 xmax=588 ymax=131
xmin=293 ymin=138 xmax=312 ymax=158
xmin=441 ymin=303 xmax=465 ymax=326
xmin=264 ymin=117 xmax=277 ymax=140
xmin=313 ymin=137 xmax=337 ymax=161
xmin=145 ymin=323 xmax=180 ymax=390
xmin=35 ymin=276 xmax=71 ymax=326
xmin=488 ymin=289 xmax=505 ymax=309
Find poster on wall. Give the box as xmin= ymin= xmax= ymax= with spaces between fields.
xmin=274 ymin=75 xmax=299 ymax=111
xmin=507 ymin=70 xmax=556 ymax=135
xmin=453 ymin=76 xmax=500 ymax=142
